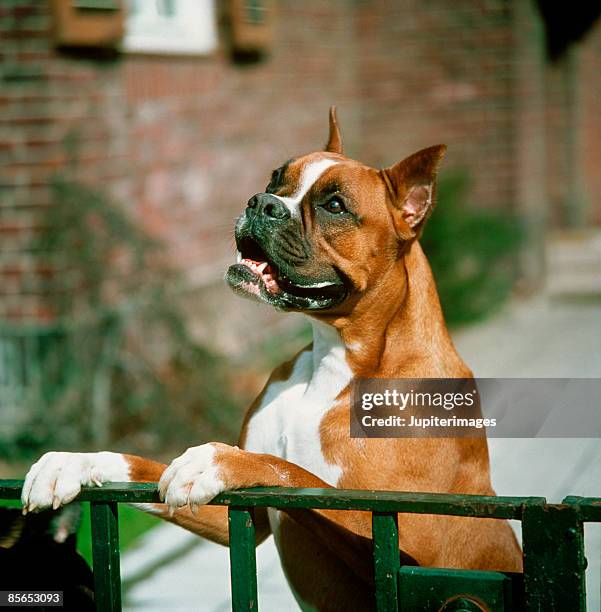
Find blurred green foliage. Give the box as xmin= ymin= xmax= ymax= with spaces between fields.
xmin=421 ymin=171 xmax=523 ymax=325
xmin=0 ymin=171 xmax=241 ymax=462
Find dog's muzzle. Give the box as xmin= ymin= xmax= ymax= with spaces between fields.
xmin=246 ymin=193 xmax=290 ymax=222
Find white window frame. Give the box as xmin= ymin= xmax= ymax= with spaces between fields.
xmin=123 ymin=0 xmax=218 ymax=56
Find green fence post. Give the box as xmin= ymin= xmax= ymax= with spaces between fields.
xmin=90 ymin=501 xmax=122 ymax=612
xmin=522 ymin=503 xmax=586 ymax=611
xmin=228 ymin=506 xmax=258 ymax=611
xmin=372 ymin=511 xmax=400 ymax=611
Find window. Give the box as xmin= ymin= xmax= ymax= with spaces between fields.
xmin=124 ymin=0 xmax=218 ymax=55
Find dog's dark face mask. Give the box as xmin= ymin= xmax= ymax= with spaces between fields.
xmin=226 ymin=154 xmax=356 ymax=312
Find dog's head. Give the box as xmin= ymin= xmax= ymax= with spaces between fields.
xmin=226 ymin=107 xmax=445 ymax=313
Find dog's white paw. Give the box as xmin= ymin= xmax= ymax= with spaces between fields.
xmin=21 ymin=451 xmax=129 ymax=513
xmin=158 ymin=443 xmax=226 ymax=513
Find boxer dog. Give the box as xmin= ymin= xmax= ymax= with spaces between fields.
xmin=22 ymin=108 xmax=521 ymax=610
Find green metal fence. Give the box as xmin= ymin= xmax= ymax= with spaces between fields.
xmin=0 ymin=480 xmax=598 ymax=611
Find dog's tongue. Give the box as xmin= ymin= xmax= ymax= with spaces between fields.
xmin=262 ymin=269 xmax=279 ymax=293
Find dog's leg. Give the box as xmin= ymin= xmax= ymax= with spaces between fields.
xmin=160 ymin=442 xmax=411 ymax=582
xmin=21 ymin=451 xmax=270 ymax=546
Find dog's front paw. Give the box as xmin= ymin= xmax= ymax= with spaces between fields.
xmin=158 ymin=443 xmax=236 ymax=513
xmin=21 ymin=451 xmax=129 ymax=513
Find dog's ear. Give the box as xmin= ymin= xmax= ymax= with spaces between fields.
xmin=325 ymin=106 xmax=343 ymax=154
xmin=381 ymin=144 xmax=446 ymax=237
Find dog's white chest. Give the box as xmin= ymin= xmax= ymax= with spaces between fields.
xmin=243 ymin=322 xmax=351 ymax=486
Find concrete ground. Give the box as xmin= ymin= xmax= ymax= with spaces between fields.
xmin=122 ymin=295 xmax=601 ymax=611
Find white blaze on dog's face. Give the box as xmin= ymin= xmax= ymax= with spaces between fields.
xmin=225 ymin=108 xmax=446 ymax=313
xmin=271 ymin=158 xmax=340 ymax=219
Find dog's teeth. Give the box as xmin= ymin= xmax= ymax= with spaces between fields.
xmin=236 ymin=252 xmax=242 ymax=263
xmin=257 ymin=262 xmax=268 ymax=273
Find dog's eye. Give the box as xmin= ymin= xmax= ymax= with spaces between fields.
xmin=322 ymin=197 xmax=347 ymax=214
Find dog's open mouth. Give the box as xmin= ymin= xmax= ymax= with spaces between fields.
xmin=234 ymin=236 xmax=282 ymax=296
xmin=225 ymin=236 xmax=346 ymax=310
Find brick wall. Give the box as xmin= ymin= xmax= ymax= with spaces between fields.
xmin=564 ymin=19 xmax=601 ymax=227
xmin=0 ymin=1 xmax=359 ymax=326
xmin=581 ymin=23 xmax=601 ymax=226
xmin=1 ymin=1 xmax=600 ymax=327
xmin=123 ymin=2 xmax=358 ymax=287
xmin=1 ymin=2 xmax=129 ymax=322
xmin=357 ymin=0 xmax=516 ymax=210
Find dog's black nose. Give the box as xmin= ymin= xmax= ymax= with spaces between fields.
xmin=247 ymin=193 xmax=290 ymax=220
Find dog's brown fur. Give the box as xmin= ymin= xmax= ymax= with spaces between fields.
xmin=119 ymin=112 xmax=522 ymax=607
xmin=23 ymin=109 xmax=522 ymax=611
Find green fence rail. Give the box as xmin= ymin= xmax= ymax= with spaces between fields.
xmin=0 ymin=479 xmax=599 ymax=611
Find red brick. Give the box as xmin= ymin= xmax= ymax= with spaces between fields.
xmin=0 ymin=0 xmax=599 ymax=324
